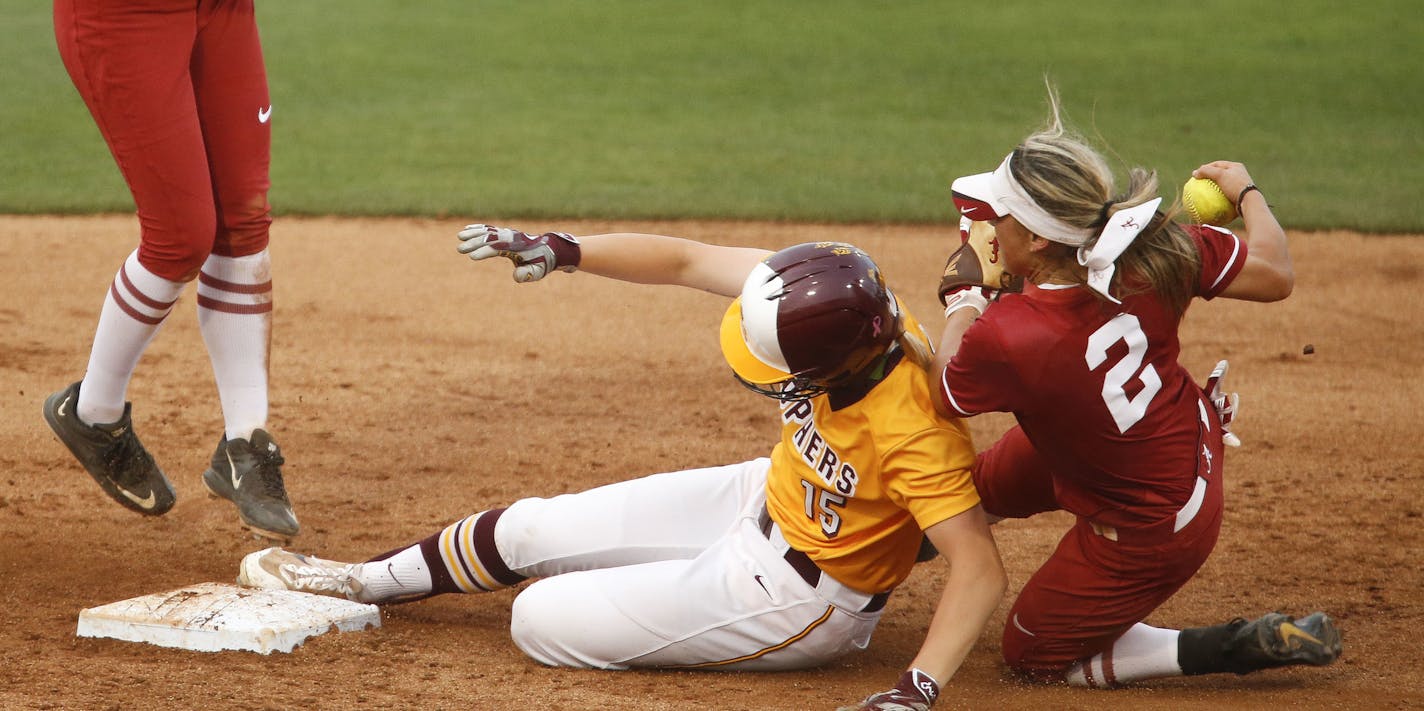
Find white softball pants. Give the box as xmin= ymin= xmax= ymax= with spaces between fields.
xmin=498 ymin=458 xmax=884 ymax=670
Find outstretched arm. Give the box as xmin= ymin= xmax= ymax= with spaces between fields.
xmin=1192 ymin=161 xmax=1293 ymax=302
xmin=576 ymin=233 xmax=769 ymax=297
xmin=457 ymin=224 xmax=769 ymax=298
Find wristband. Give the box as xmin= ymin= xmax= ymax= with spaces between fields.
xmin=545 ymin=231 xmax=582 ymax=272
xmin=1235 ymin=184 xmax=1262 ymax=209
xmin=943 ymin=288 xmax=988 ymax=319
xmin=900 ymin=668 xmax=940 ymax=706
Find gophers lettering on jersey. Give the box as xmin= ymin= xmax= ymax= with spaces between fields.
xmin=781 ymin=398 xmax=859 ymax=500
xmin=762 ymin=308 xmax=981 ymax=594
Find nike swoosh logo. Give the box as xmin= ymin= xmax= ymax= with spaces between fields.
xmin=58 ymin=393 xmax=72 ymax=418
xmin=120 ymin=486 xmax=158 ymax=510
xmin=387 ymin=562 xmax=404 ymax=588
xmin=1279 ymin=622 xmax=1322 ymax=648
xmin=1012 ymin=613 xmax=1036 ymax=637
xmin=753 ymin=574 xmax=771 ymax=597
xmin=228 ymin=448 xmax=242 ymax=490
xmin=258 ymin=105 xmax=273 ymax=123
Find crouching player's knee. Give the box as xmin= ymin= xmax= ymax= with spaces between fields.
xmin=1000 ymin=624 xmax=1078 ymax=684
xmin=509 ymin=577 xmax=628 ymax=670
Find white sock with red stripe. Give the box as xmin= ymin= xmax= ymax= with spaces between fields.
xmin=197 ymin=250 xmax=273 ymax=441
xmin=1065 ymin=623 xmax=1182 ymax=688
xmin=77 ymin=251 xmax=184 ymax=425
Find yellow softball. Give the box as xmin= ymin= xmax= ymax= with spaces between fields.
xmin=1181 ymin=177 xmax=1238 ymax=226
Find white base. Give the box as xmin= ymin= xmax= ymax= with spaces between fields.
xmin=76 ymin=582 xmax=380 ymax=654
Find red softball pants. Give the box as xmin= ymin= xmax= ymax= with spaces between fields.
xmin=54 ymin=0 xmax=272 ymax=282
xmin=973 ymin=425 xmax=1224 ymax=678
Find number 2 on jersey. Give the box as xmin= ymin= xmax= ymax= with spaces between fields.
xmin=799 ymin=479 xmax=845 ymax=538
xmin=1085 ymin=313 xmax=1161 ymax=433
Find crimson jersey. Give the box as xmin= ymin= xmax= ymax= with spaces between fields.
xmin=940 ymin=226 xmax=1246 ymax=527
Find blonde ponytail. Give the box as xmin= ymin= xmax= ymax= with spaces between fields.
xmin=1009 ymin=86 xmax=1201 ymax=314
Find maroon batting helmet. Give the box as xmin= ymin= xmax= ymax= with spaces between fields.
xmin=719 ymin=242 xmax=903 ymax=400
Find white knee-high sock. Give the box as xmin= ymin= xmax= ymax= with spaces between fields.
xmin=197 ymin=251 xmax=272 ymax=441
xmin=1066 ymin=623 xmax=1183 ymax=688
xmin=78 ymin=251 xmax=185 ymax=426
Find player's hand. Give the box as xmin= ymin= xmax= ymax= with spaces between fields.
xmin=837 ymin=669 xmax=939 ymax=711
xmin=457 ymin=224 xmax=581 ymax=283
xmin=1191 ymin=161 xmax=1256 ymax=209
xmin=1204 ymin=359 xmax=1242 ymax=447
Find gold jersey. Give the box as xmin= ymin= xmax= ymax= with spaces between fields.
xmin=765 ymin=313 xmax=980 ymax=594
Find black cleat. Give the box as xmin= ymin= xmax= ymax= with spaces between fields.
xmin=1222 ymin=612 xmax=1342 ymax=674
xmin=43 ymin=381 xmax=176 ymax=516
xmin=203 ymin=429 xmax=300 ymax=540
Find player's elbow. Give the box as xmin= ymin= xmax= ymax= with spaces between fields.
xmin=1222 ymin=263 xmax=1294 ymax=302
xmin=1261 ymin=268 xmax=1294 ymax=301
xmin=932 ymin=510 xmax=1007 ymax=594
xmin=1274 ymin=277 xmax=1294 ymax=301
xmin=982 ymin=551 xmax=1009 ymax=596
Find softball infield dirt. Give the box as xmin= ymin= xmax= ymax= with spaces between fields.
xmin=2 ymin=215 xmax=1420 ymax=709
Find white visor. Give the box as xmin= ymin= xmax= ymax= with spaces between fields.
xmin=950 ymin=153 xmax=1096 ymax=246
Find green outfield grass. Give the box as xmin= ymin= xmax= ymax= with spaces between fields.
xmin=3 ymin=1 xmax=1420 ymax=231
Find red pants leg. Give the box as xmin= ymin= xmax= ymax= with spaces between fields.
xmin=192 ymin=0 xmax=271 ymax=257
xmin=1000 ymin=486 xmax=1222 ymax=678
xmin=975 ymin=424 xmax=1227 ymax=678
xmin=54 ymin=0 xmax=270 ymax=279
xmin=971 ymin=425 xmax=1060 ymax=519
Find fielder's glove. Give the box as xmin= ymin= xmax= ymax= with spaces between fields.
xmin=457 ymin=224 xmax=581 ymax=283
xmin=837 ymin=669 xmax=939 ymax=711
xmin=938 ymin=218 xmax=1023 ymax=305
xmin=1204 ymin=359 xmax=1242 ymax=447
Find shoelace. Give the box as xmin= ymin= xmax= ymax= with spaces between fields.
xmin=279 ymin=563 xmax=357 ymax=596
xmin=244 ymin=448 xmax=289 ymax=499
xmin=102 ymin=429 xmax=153 ymax=488
xmin=256 ymin=458 xmax=288 ymax=498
